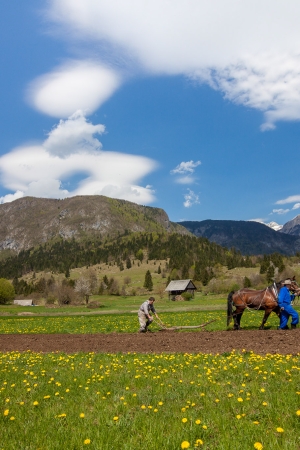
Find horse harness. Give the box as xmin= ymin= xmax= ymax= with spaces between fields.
xmin=234 ymin=283 xmax=278 ymax=312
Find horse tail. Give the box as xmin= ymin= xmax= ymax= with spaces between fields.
xmin=227 ymin=291 xmax=235 ymax=326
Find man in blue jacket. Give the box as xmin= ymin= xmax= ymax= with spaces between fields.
xmin=278 ymin=279 xmax=299 ymax=329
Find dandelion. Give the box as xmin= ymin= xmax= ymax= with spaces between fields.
xmin=4 ymin=410 xmax=9 ymax=416
xmin=84 ymin=439 xmax=91 ymax=445
xmin=181 ymin=441 xmax=190 ymax=449
xmin=182 ymin=418 xmax=188 ymax=423
xmin=141 ymin=405 xmax=146 ymax=410
xmin=33 ymin=401 xmax=39 ymax=406
xmin=202 ymin=425 xmax=207 ymax=430
xmin=262 ymin=402 xmax=267 ymax=406
xmin=254 ymin=443 xmax=263 ymax=450
xmin=253 ymin=421 xmax=259 ymax=425
xmin=237 ymin=397 xmax=243 ymax=402
xmin=195 ymin=419 xmax=201 ymax=424
xmin=195 ymin=439 xmax=203 ymax=447
xmin=113 ymin=416 xmax=119 ymax=421
xmin=236 ymin=415 xmax=241 ymax=419
xmin=276 ymin=427 xmax=284 ymax=433
xmin=80 ymin=413 xmax=85 ymax=418
xmin=296 ymin=410 xmax=300 ymax=416
xmin=10 ymin=416 xmax=15 ymax=421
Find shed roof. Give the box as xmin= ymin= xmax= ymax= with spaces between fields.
xmin=165 ymin=279 xmax=196 ymax=292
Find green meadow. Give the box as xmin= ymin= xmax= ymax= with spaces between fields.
xmin=1 ymin=350 xmax=299 ymax=449
xmin=1 ymin=295 xmax=299 ymax=449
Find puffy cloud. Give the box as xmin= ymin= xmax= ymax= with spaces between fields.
xmin=46 ymin=0 xmax=300 ymax=128
xmin=292 ymin=203 xmax=300 ymax=210
xmin=170 ymin=160 xmax=201 ymax=174
xmin=44 ymin=110 xmax=104 ymax=157
xmin=27 ymin=60 xmax=121 ymax=118
xmin=0 ymin=113 xmax=157 ymax=204
xmin=183 ymin=189 xmax=200 ymax=208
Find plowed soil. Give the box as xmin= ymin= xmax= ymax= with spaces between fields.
xmin=0 ymin=329 xmax=299 ymax=354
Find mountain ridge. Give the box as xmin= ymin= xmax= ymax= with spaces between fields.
xmin=0 ymin=195 xmax=189 ymax=252
xmin=178 ymin=219 xmax=300 ymax=255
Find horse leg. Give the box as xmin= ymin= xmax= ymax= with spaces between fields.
xmin=259 ymin=309 xmax=271 ymax=330
xmin=233 ymin=308 xmax=243 ymax=330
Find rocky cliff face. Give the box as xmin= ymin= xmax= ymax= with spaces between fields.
xmin=0 ymin=196 xmax=189 ymax=252
xmin=281 ymin=215 xmax=300 ymax=236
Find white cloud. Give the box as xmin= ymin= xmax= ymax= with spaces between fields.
xmin=46 ymin=0 xmax=300 ymax=129
xmin=272 ymin=208 xmax=290 ymax=215
xmin=183 ymin=189 xmax=200 ymax=208
xmin=27 ymin=60 xmax=121 ymax=118
xmin=0 ymin=113 xmax=157 ymax=204
xmin=44 ymin=110 xmax=104 ymax=157
xmin=175 ymin=176 xmax=196 ymax=185
xmin=292 ymin=203 xmax=300 ymax=210
xmin=276 ymin=195 xmax=300 ymax=205
xmin=171 ymin=160 xmax=201 ymax=175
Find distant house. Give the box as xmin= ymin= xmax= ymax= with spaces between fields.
xmin=14 ymin=299 xmax=34 ymax=306
xmin=165 ymin=279 xmax=197 ymax=300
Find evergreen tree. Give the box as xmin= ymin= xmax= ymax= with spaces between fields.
xmin=243 ymin=276 xmax=251 ymax=288
xmin=126 ymin=257 xmax=132 ymax=269
xmin=266 ymin=264 xmax=275 ymax=284
xmin=143 ymin=270 xmax=153 ymax=291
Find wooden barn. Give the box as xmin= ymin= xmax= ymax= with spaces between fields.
xmin=165 ymin=279 xmax=197 ymax=300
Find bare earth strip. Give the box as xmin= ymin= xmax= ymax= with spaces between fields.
xmin=0 ymin=330 xmax=299 ymax=354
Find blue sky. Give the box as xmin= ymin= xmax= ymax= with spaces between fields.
xmin=1 ymin=1 xmax=300 ymax=226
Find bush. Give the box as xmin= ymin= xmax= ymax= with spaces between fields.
xmin=181 ymin=291 xmax=193 ymax=301
xmin=0 ymin=278 xmax=15 ymax=304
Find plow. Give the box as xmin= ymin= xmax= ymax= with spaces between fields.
xmin=152 ymin=317 xmax=217 ymax=331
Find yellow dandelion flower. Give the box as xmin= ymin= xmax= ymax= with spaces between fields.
xmin=80 ymin=413 xmax=85 ymax=418
xmin=10 ymin=416 xmax=15 ymax=421
xmin=181 ymin=441 xmax=190 ymax=449
xmin=141 ymin=405 xmax=146 ymax=410
xmin=276 ymin=427 xmax=284 ymax=433
xmin=195 ymin=419 xmax=201 ymax=424
xmin=296 ymin=410 xmax=300 ymax=416
xmin=182 ymin=418 xmax=188 ymax=423
xmin=202 ymin=425 xmax=207 ymax=430
xmin=236 ymin=415 xmax=241 ymax=419
xmin=253 ymin=421 xmax=259 ymax=425
xmin=262 ymin=402 xmax=267 ymax=406
xmin=4 ymin=409 xmax=9 ymax=416
xmin=33 ymin=401 xmax=39 ymax=406
xmin=195 ymin=439 xmax=203 ymax=446
xmin=254 ymin=443 xmax=263 ymax=450
xmin=113 ymin=416 xmax=119 ymax=421
xmin=237 ymin=397 xmax=243 ymax=402
xmin=84 ymin=439 xmax=91 ymax=445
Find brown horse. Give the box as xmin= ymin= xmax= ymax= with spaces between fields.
xmin=227 ymin=279 xmax=299 ymax=330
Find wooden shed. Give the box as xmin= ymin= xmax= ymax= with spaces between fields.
xmin=165 ymin=279 xmax=197 ymax=300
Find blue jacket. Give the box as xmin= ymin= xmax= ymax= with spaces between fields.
xmin=278 ymin=286 xmax=295 ymax=307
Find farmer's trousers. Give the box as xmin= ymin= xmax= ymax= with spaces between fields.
xmin=279 ymin=304 xmax=299 ymax=329
xmin=138 ymin=311 xmax=152 ymax=331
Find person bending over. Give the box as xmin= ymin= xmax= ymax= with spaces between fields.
xmin=138 ymin=297 xmax=159 ymax=333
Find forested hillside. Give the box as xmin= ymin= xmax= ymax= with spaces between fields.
xmin=0 ymin=232 xmax=252 ymax=282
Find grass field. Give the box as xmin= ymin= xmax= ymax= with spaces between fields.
xmin=1 ymin=350 xmax=299 ymax=449
xmin=1 ymin=294 xmax=299 ymax=449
